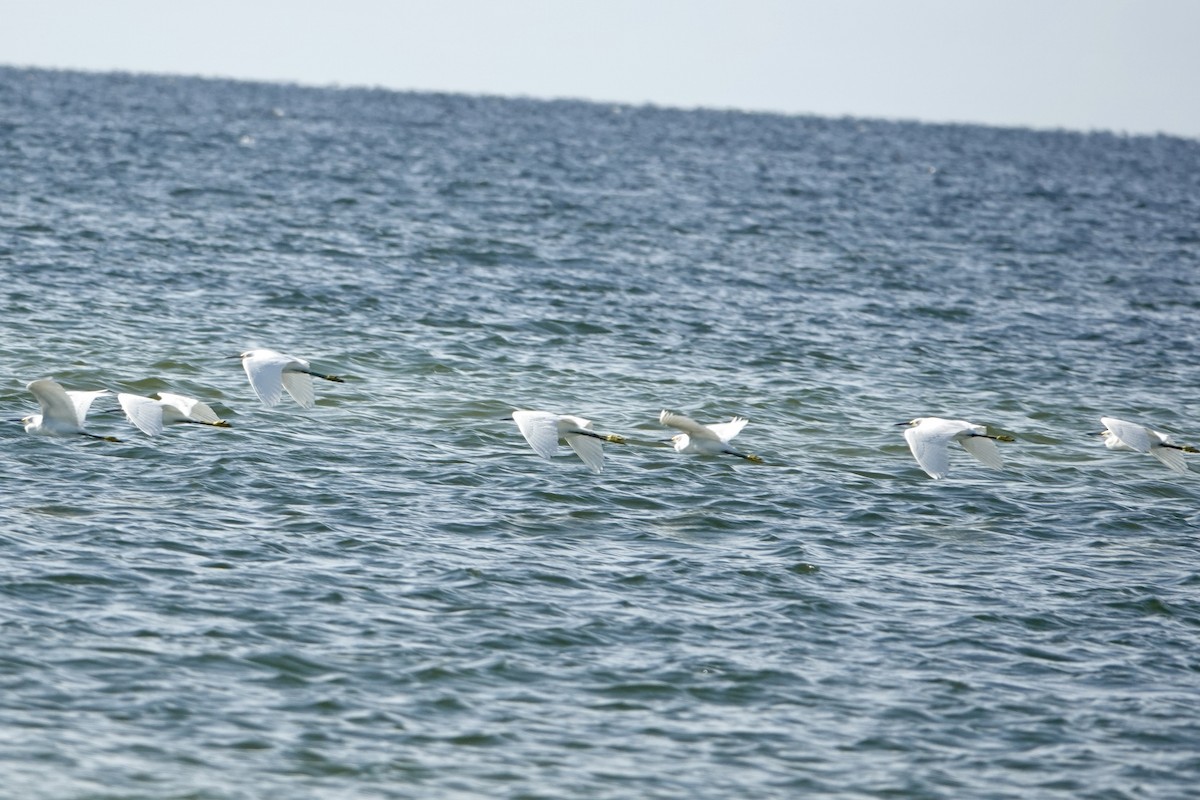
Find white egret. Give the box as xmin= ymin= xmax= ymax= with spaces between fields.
xmin=22 ymin=378 xmax=119 ymax=442
xmin=118 ymin=392 xmax=231 ymax=437
xmin=510 ymin=409 xmax=626 ymax=473
xmin=1097 ymin=416 xmax=1196 ymax=474
xmin=899 ymin=417 xmax=1012 ymax=479
xmin=237 ymin=348 xmax=343 ymax=408
xmin=659 ymin=410 xmax=763 ymax=463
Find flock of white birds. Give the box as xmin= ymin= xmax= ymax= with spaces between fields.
xmin=17 ymin=348 xmax=1198 ymax=479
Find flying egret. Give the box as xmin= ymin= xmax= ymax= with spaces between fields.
xmin=22 ymin=378 xmax=119 ymax=442
xmin=898 ymin=416 xmax=1013 ymax=479
xmin=510 ymin=409 xmax=626 ymax=473
xmin=1097 ymin=416 xmax=1196 ymax=474
xmin=118 ymin=392 xmax=231 ymax=437
xmin=659 ymin=410 xmax=763 ymax=463
xmin=237 ymin=348 xmax=343 ymax=408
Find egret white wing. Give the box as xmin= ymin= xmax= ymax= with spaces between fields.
xmin=904 ymin=426 xmax=950 ymax=480
xmin=118 ymin=393 xmax=166 ymax=436
xmin=66 ymin=390 xmax=108 ymax=427
xmin=243 ymin=356 xmax=285 ymax=407
xmin=705 ymin=416 xmax=749 ymax=444
xmin=280 ymin=371 xmax=315 ymax=408
xmin=565 ymin=433 xmax=605 ymax=473
xmin=960 ymin=435 xmax=1004 ymax=470
xmin=158 ymin=392 xmax=222 ymax=424
xmin=1101 ymin=417 xmax=1152 ymax=453
xmin=27 ymin=379 xmax=80 ymax=427
xmin=1149 ymin=445 xmax=1189 ymax=474
xmin=512 ymin=410 xmax=561 ymax=460
xmin=659 ymin=411 xmax=711 ymax=438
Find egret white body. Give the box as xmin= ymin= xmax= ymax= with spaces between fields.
xmin=23 ymin=378 xmax=116 ymax=441
xmin=118 ymin=392 xmax=231 ymax=437
xmin=900 ymin=416 xmax=1010 ymax=479
xmin=1098 ymin=416 xmax=1195 ymax=474
xmin=238 ymin=348 xmax=343 ymax=408
xmin=511 ymin=409 xmax=625 ymax=473
xmin=659 ymin=410 xmax=762 ymax=462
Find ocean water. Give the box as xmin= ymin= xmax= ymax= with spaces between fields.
xmin=2 ymin=66 xmax=1200 ymax=799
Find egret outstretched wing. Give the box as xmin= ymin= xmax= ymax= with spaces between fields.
xmin=118 ymin=393 xmax=166 ymax=436
xmin=565 ymin=433 xmax=605 ymax=473
xmin=904 ymin=424 xmax=952 ymax=480
xmin=158 ymin=392 xmax=222 ymax=424
xmin=960 ymin=435 xmax=1004 ymax=470
xmin=27 ymin=379 xmax=83 ymax=429
xmin=241 ymin=351 xmax=287 ymax=407
xmin=280 ymin=371 xmax=316 ymax=408
xmin=705 ymin=417 xmax=749 ymax=444
xmin=659 ymin=410 xmax=711 ymax=438
xmin=512 ymin=410 xmax=561 ymax=460
xmin=67 ymin=390 xmax=108 ymax=427
xmin=1150 ymin=446 xmax=1189 ymax=474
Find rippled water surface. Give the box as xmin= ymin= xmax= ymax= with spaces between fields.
xmin=2 ymin=67 xmax=1200 ymax=799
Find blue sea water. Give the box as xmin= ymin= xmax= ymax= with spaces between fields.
xmin=2 ymin=65 xmax=1200 ymax=799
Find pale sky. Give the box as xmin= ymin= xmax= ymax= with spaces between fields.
xmin=3 ymin=0 xmax=1199 ymax=138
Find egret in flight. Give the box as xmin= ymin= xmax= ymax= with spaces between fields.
xmin=659 ymin=410 xmax=763 ymax=463
xmin=1097 ymin=416 xmax=1196 ymax=474
xmin=899 ymin=416 xmax=1012 ymax=479
xmin=118 ymin=392 xmax=231 ymax=437
xmin=22 ymin=378 xmax=119 ymax=442
xmin=510 ymin=409 xmax=626 ymax=473
xmin=237 ymin=348 xmax=343 ymax=408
